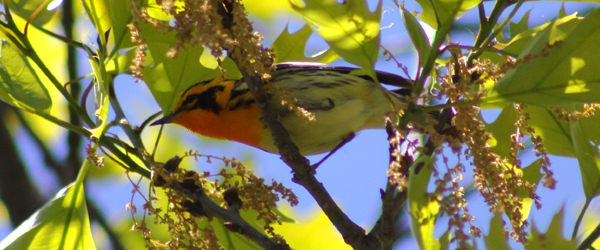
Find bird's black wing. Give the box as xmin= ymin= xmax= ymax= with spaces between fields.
xmin=273 ymin=63 xmax=414 ymax=89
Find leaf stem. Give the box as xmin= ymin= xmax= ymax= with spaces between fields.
xmin=573 ymin=199 xmax=592 ymax=240
xmin=421 ymin=99 xmax=483 ymax=113
xmin=579 ymin=219 xmax=600 ymax=250
xmin=468 ymin=0 xmax=524 ymax=62
xmin=99 ymin=140 xmax=151 ymax=179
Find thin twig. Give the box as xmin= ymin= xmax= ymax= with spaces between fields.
xmin=573 ymin=199 xmax=592 ymax=240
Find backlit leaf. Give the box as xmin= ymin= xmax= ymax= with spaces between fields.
xmin=415 ymin=0 xmax=481 ymax=30
xmin=570 ymin=109 xmax=600 ymax=199
xmin=401 ymin=6 xmax=430 ymax=65
xmin=484 ymin=214 xmax=510 ymax=250
xmin=493 ymin=9 xmax=600 ymax=106
xmin=527 ymin=207 xmax=576 ymax=250
xmin=291 ymin=0 xmax=382 ymax=71
xmin=271 ymin=24 xmax=338 ymax=64
xmin=408 ymin=155 xmax=449 ymax=250
xmin=137 ymin=22 xmax=240 ymax=112
xmin=0 ymin=40 xmax=52 ymax=113
xmin=6 ymin=0 xmax=58 ymax=27
xmin=0 ymin=162 xmax=96 ymax=250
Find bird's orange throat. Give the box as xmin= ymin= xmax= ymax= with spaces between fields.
xmin=173 ymin=106 xmax=265 ymax=149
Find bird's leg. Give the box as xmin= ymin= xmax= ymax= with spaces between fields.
xmin=311 ymin=132 xmax=356 ymax=171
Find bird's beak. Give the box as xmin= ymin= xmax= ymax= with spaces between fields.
xmin=150 ymin=111 xmax=180 ymax=126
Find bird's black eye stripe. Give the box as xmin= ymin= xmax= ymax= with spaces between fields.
xmin=228 ymin=80 xmax=250 ymax=101
xmin=182 ymin=85 xmax=225 ymax=114
xmin=228 ymin=98 xmax=256 ymax=111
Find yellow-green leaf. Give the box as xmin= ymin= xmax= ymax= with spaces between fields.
xmin=244 ymin=0 xmax=295 ymax=20
xmin=271 ymin=24 xmax=338 ymax=64
xmin=6 ymin=0 xmax=58 ymax=27
xmin=493 ymin=9 xmax=600 ymax=107
xmin=80 ymin=0 xmax=134 ymax=50
xmin=527 ymin=207 xmax=576 ymax=250
xmin=272 ymin=207 xmax=349 ymax=250
xmin=0 ymin=40 xmax=52 ymax=113
xmin=509 ymin=10 xmax=532 ymax=39
xmin=137 ymin=22 xmax=240 ymax=112
xmin=524 ymin=105 xmax=574 ymax=157
xmin=486 ymin=105 xmax=518 ymax=159
xmin=484 ymin=214 xmax=510 ymax=250
xmin=401 ymin=6 xmax=430 ymax=65
xmin=415 ymin=0 xmax=481 ymax=30
xmin=570 ymin=109 xmax=600 ymax=199
xmin=80 ymin=0 xmax=111 ymax=46
xmin=0 ymin=161 xmax=96 ymax=250
xmin=291 ymin=0 xmax=382 ymax=70
xmin=502 ymin=13 xmax=581 ymax=57
xmin=408 ymin=155 xmax=448 ymax=250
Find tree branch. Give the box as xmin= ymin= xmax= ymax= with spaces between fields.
xmin=165 ymin=179 xmax=289 ymax=250
xmin=212 ymin=2 xmax=373 ymax=249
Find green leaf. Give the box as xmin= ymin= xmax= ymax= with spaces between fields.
xmin=106 ymin=48 xmax=144 ymax=74
xmin=486 ymin=105 xmax=518 ymax=159
xmin=272 ymin=208 xmax=349 ymax=249
xmin=509 ymin=10 xmax=531 ymax=39
xmin=408 ymin=155 xmax=449 ymax=250
xmin=527 ymin=207 xmax=576 ymax=250
xmin=80 ymin=0 xmax=134 ymax=50
xmin=244 ymin=0 xmax=296 ymax=20
xmin=570 ymin=109 xmax=600 ymax=199
xmin=271 ymin=24 xmax=338 ymax=64
xmin=484 ymin=214 xmax=510 ymax=250
xmin=415 ymin=0 xmax=481 ymax=30
xmin=84 ymin=46 xmax=110 ymax=138
xmin=493 ymin=9 xmax=600 ymax=107
xmin=401 ymin=6 xmax=430 ymax=65
xmin=137 ymin=22 xmax=239 ymax=112
xmin=107 ymin=0 xmax=135 ymax=50
xmin=518 ymin=159 xmax=544 ymax=220
xmin=6 ymin=0 xmax=58 ymax=27
xmin=524 ymin=105 xmax=574 ymax=157
xmin=578 ymin=107 xmax=600 ymax=145
xmin=143 ymin=0 xmax=176 ymax=21
xmin=558 ymin=3 xmax=567 ymax=19
xmin=0 ymin=162 xmax=96 ymax=250
xmin=80 ymin=0 xmax=111 ymax=46
xmin=290 ymin=0 xmax=382 ymax=71
xmin=502 ymin=13 xmax=581 ymax=57
xmin=0 ymin=40 xmax=51 ymax=113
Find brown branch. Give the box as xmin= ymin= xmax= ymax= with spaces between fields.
xmin=228 ymin=56 xmax=373 ymax=248
xmin=367 ymin=122 xmax=410 ymax=249
xmin=368 ymin=103 xmax=455 ymax=248
xmin=214 ymin=2 xmax=373 ymax=249
xmin=166 ymin=179 xmax=289 ymax=250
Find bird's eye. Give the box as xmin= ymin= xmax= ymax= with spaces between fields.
xmin=181 ymin=94 xmax=197 ymax=109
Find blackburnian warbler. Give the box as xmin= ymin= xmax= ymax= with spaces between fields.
xmin=151 ymin=64 xmax=415 ymax=156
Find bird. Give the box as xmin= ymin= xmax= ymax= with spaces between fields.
xmin=150 ymin=63 xmax=416 ymax=158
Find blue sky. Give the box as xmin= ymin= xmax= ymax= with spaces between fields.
xmin=1 ymin=1 xmax=600 ymax=249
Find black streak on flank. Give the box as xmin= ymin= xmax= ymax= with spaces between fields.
xmin=182 ymin=85 xmax=225 ymax=114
